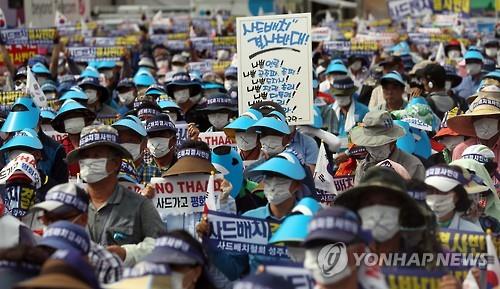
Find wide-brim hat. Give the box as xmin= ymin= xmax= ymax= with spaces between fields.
xmin=434 ymin=127 xmax=460 ymax=139
xmin=66 ymin=125 xmax=132 ymax=163
xmin=78 ymin=77 xmax=110 ymax=103
xmin=331 ymin=86 xmax=357 ymax=97
xmin=199 ymin=93 xmax=238 ymax=112
xmin=163 ymin=148 xmax=215 ymax=177
xmin=447 ymin=91 xmax=500 ymax=137
xmin=223 ymin=109 xmax=263 ymax=139
xmin=350 ymin=111 xmax=405 ymax=147
xmin=165 ymin=73 xmax=202 ymax=97
xmin=246 ymin=151 xmax=306 ymax=180
xmin=52 ymin=100 xmax=96 ymax=133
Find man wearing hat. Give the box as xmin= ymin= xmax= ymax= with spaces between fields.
xmin=78 ymin=77 xmax=117 ymax=117
xmin=483 ymin=39 xmax=498 ymax=72
xmin=322 ymin=75 xmax=369 ymax=149
xmin=368 ymin=55 xmax=404 ymax=110
xmin=66 ymin=124 xmax=164 ymax=251
xmin=201 ymin=93 xmax=237 ymax=132
xmin=32 ymin=184 xmax=123 ymax=284
xmin=144 ymin=113 xmax=179 ymax=176
xmin=52 ymin=99 xmax=96 ymax=177
xmin=450 ymin=86 xmax=500 ymax=187
xmin=171 ymin=54 xmax=187 ymax=73
xmin=336 ymin=167 xmax=427 ymax=255
xmin=303 ymin=206 xmax=388 ymax=289
xmin=347 ymin=54 xmax=369 ymax=91
xmin=351 ymin=111 xmax=425 ymax=182
xmin=453 ymin=50 xmax=485 ymax=99
xmin=319 ymin=59 xmax=348 ymax=93
xmin=375 ymin=71 xmax=407 ymax=112
xmin=224 ymin=66 xmax=238 ymax=91
xmin=114 ymin=78 xmax=137 ymax=115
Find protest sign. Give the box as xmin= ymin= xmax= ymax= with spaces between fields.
xmin=204 ymin=210 xmax=289 ymax=258
xmin=387 ymin=0 xmax=433 ymax=21
xmin=382 ymin=266 xmax=470 ymax=287
xmin=332 ymin=175 xmax=355 ymax=194
xmin=264 ymin=262 xmax=314 ymax=289
xmin=311 ymin=27 xmax=331 ymax=42
xmin=0 ymin=153 xmax=41 ymax=189
xmin=198 ymin=131 xmax=236 ymax=149
xmin=237 ymin=13 xmax=313 ymax=125
xmin=67 ymin=46 xmax=125 ymax=62
xmin=0 ymin=91 xmax=25 ymax=107
xmin=0 ymin=28 xmax=56 ymax=45
xmin=188 ymin=61 xmax=213 ymax=74
xmin=314 ymin=142 xmax=336 ymax=204
xmin=433 ymin=0 xmax=470 ymax=14
xmin=191 ymin=37 xmax=213 ymax=52
xmin=119 ymin=182 xmax=143 ymax=194
xmin=438 ymin=228 xmax=500 ymax=256
xmin=151 ymin=174 xmax=223 ymax=216
xmin=212 ymin=61 xmax=233 ymax=74
xmin=175 ymin=122 xmax=189 ymax=146
xmin=323 ymin=40 xmax=378 ymax=56
xmin=212 ymin=36 xmax=236 ymax=51
xmin=0 ymin=45 xmax=39 ymax=66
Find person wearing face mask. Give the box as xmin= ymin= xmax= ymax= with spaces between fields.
xmin=318 ymin=59 xmax=348 ymax=94
xmin=444 ymin=40 xmax=462 ymax=62
xmin=268 ymin=197 xmax=321 ymax=264
xmin=453 ymin=50 xmax=485 ymax=99
xmin=158 ymin=99 xmax=185 ymax=123
xmin=141 ymin=231 xmax=217 ymax=289
xmin=224 ymin=108 xmax=263 ymax=162
xmin=376 ymin=71 xmax=407 ymax=112
xmin=31 ymin=183 xmax=124 ymax=284
xmin=113 ymin=115 xmax=160 ymax=183
xmin=96 ymin=61 xmax=119 ymax=90
xmin=171 ymin=54 xmax=187 ymax=73
xmin=78 ymin=77 xmax=117 ymax=117
xmin=368 ymin=55 xmax=405 ymax=110
xmin=138 ymin=57 xmax=157 ymax=76
xmin=224 ymin=66 xmax=238 ymax=91
xmin=351 ymin=111 xmax=425 ymax=183
xmin=431 ymin=126 xmax=465 ymax=164
xmin=482 ymin=40 xmax=498 ymax=72
xmin=166 ymin=73 xmax=209 ymax=132
xmin=302 ymin=206 xmax=389 ymax=289
xmin=31 ymin=62 xmax=52 ymax=85
xmin=419 ymin=63 xmax=457 ymax=119
xmin=51 ymin=99 xmax=96 ymax=178
xmin=114 ymin=78 xmax=137 ymax=115
xmin=13 ymin=67 xmax=28 ymax=92
xmin=347 ymin=54 xmax=369 ymax=91
xmin=451 ymin=158 xmax=500 ymax=231
xmin=65 ymin=124 xmax=165 ymax=257
xmin=461 ymin=145 xmax=499 ymax=192
xmin=144 ymin=114 xmax=179 ymax=176
xmin=449 ymin=87 xmax=500 ymax=186
xmin=424 ymin=165 xmax=483 ymax=232
xmin=322 ymin=75 xmax=369 ymax=150
xmin=133 ymin=69 xmax=157 ymax=94
xmin=336 ymin=167 xmax=427 ymax=255
xmin=202 ymin=93 xmax=237 ymax=132
xmin=41 ymin=82 xmax=58 ymax=103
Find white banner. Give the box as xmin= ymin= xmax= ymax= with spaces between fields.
xmin=150 ymin=174 xmax=223 ymax=216
xmin=332 ymin=175 xmax=355 ymax=194
xmin=198 ymin=131 xmax=236 ymax=149
xmin=237 ymin=13 xmax=313 ymax=125
xmin=0 ymin=153 xmax=41 ymax=188
xmin=311 ymin=27 xmax=331 ymax=42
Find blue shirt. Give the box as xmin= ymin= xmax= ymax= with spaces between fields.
xmin=289 ymin=131 xmax=319 ymax=166
xmin=453 ymin=75 xmax=481 ymax=99
xmin=337 ymin=101 xmax=369 ymax=138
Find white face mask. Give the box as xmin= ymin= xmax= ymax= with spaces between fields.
xmin=444 ymin=80 xmax=452 ymax=91
xmin=208 ymin=113 xmax=229 ymax=129
xmin=235 ymin=132 xmax=258 ymax=151
xmin=287 ymin=246 xmax=305 ymax=263
xmin=63 ymin=117 xmax=86 ymax=134
xmin=263 ymin=176 xmax=293 ymax=205
xmin=358 ymin=205 xmax=400 ymax=242
xmin=121 ymin=143 xmax=142 ymax=161
xmin=147 ymin=137 xmax=172 ymax=158
xmin=260 ymin=135 xmax=285 ymax=156
xmin=85 ymin=89 xmax=98 ymax=104
xmin=171 ymin=65 xmax=186 ymax=73
xmin=103 ymin=70 xmax=114 ymax=79
xmin=474 ymin=118 xmax=498 ymax=140
xmin=174 ymin=89 xmax=190 ymax=104
xmin=448 ymin=50 xmax=461 ymax=59
xmin=439 ymin=136 xmax=465 ymax=151
xmin=118 ymin=91 xmax=135 ymax=105
xmin=486 ymin=48 xmax=498 ymax=58
xmin=426 ymin=193 xmax=455 ymax=218
xmin=79 ymin=158 xmax=109 ymax=183
xmin=365 ymin=144 xmax=392 ymax=161
xmin=167 ymin=112 xmax=178 ymax=122
xmin=350 ymin=60 xmax=362 ymax=72
xmin=156 ymin=60 xmax=169 ymax=70
xmin=304 ymin=247 xmax=352 ymax=285
xmin=224 ymin=79 xmax=237 ymax=91
xmin=170 ymin=271 xmax=185 ymax=289
xmin=466 ymin=63 xmax=482 ymax=76
xmin=334 ymin=95 xmax=351 ymax=107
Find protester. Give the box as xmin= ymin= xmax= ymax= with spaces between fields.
xmin=453 ymin=49 xmax=485 ymax=99
xmin=201 ymin=93 xmax=237 ymax=132
xmin=375 ymin=71 xmax=407 ymax=112
xmin=224 ymin=108 xmax=263 ymax=161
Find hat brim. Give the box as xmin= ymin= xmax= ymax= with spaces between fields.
xmin=51 ymin=109 xmax=96 ymax=133
xmin=38 ymin=238 xmax=81 ymax=252
xmin=15 ymin=273 xmax=92 ymax=289
xmin=200 ymin=105 xmax=238 ymax=112
xmin=447 ymin=112 xmax=500 ymax=137
xmin=163 ymin=158 xmax=216 ymax=177
xmin=247 ymin=157 xmax=306 ymax=180
xmin=350 ymin=125 xmax=405 ymax=146
xmin=331 ymin=86 xmax=358 ymax=96
xmin=303 ymin=228 xmax=357 ymax=248
xmin=434 ymin=127 xmax=460 ymax=138
xmin=424 ymin=176 xmax=460 ymax=192
xmin=31 ymin=200 xmax=64 ymax=212
xmin=165 ymin=82 xmax=202 ymax=97
xmin=446 ymin=74 xmax=463 ymax=88
xmin=144 ymin=246 xmax=201 ymax=265
xmin=66 ymin=142 xmax=133 ymax=164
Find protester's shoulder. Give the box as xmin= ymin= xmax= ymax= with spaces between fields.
xmin=394 ymin=148 xmax=424 ymax=165
xmin=118 ymin=184 xmax=149 ymax=205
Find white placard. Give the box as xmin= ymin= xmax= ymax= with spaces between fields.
xmin=198 ymin=131 xmax=236 ymax=149
xmin=237 ymin=13 xmax=313 ymax=125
